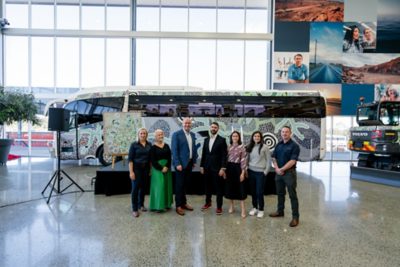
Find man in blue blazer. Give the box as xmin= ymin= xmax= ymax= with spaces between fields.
xmin=171 ymin=117 xmax=198 ymax=216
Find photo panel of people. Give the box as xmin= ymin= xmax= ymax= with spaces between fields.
xmin=309 ymin=22 xmax=342 ymax=83
xmin=342 ymin=53 xmax=400 ymax=84
xmin=273 ymin=83 xmax=341 ymax=115
xmin=375 ymin=84 xmax=400 ymax=102
xmin=275 ymin=0 xmax=344 ymax=22
xmin=273 ymin=52 xmax=310 ymax=84
xmin=343 ymin=22 xmax=377 ymax=53
xmin=376 ymin=0 xmax=400 ymax=53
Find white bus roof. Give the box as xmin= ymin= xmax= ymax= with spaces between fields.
xmin=70 ymin=86 xmax=324 ymax=102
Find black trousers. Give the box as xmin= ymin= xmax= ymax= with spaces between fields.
xmin=131 ymin=164 xmax=149 ymax=211
xmin=204 ymin=169 xmax=225 ymax=209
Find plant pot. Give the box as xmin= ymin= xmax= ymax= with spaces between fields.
xmin=0 ymin=139 xmax=13 ymax=165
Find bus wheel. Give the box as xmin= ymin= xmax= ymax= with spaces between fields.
xmin=98 ymin=145 xmax=112 ymax=166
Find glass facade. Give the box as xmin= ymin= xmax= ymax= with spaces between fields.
xmin=0 ymin=0 xmax=353 ymax=161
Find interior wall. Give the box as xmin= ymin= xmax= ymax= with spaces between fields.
xmin=272 ymin=0 xmax=400 ymax=116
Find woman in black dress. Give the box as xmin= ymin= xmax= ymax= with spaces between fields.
xmin=225 ymin=131 xmax=248 ymax=218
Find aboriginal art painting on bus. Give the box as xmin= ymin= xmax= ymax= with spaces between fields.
xmin=53 ymin=87 xmax=326 ymax=166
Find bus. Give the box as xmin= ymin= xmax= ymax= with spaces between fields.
xmin=52 ymin=86 xmax=327 ymax=166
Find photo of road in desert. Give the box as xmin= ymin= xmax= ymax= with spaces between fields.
xmin=342 ymin=54 xmax=400 ymax=84
xmin=309 ymin=22 xmax=342 ymax=83
xmin=275 ymin=0 xmax=344 ymax=22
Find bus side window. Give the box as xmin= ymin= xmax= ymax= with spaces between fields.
xmin=76 ymin=100 xmax=93 ymax=125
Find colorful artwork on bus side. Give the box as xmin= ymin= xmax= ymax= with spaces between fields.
xmin=101 ymin=116 xmax=323 ymax=163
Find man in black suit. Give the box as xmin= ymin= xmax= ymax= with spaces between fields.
xmin=200 ymin=122 xmax=228 ymax=215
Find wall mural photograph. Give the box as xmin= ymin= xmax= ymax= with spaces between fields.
xmin=309 ymin=22 xmax=343 ymax=83
xmin=273 ymin=0 xmax=400 ymax=116
xmin=376 ymin=0 xmax=400 ymax=53
xmin=342 ymin=53 xmax=400 ymax=84
xmin=275 ymin=0 xmax=344 ymax=22
xmin=274 ymin=83 xmax=341 ymax=115
xmin=343 ymin=22 xmax=377 ymax=53
xmin=273 ymin=52 xmax=310 ymax=84
xmin=375 ymin=84 xmax=400 ymax=102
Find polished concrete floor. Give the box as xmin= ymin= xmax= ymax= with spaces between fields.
xmin=0 ymin=158 xmax=399 ymax=267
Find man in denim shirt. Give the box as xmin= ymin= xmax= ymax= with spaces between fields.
xmin=288 ymin=54 xmax=309 ymax=84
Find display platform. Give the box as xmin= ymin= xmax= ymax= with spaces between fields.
xmin=350 ymin=165 xmax=400 ymax=187
xmin=95 ymin=161 xmax=277 ymax=196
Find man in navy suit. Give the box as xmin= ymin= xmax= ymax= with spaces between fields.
xmin=171 ymin=117 xmax=198 ymax=216
xmin=200 ymin=122 xmax=227 ymax=215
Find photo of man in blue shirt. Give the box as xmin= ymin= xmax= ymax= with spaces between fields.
xmin=288 ymin=54 xmax=309 ymax=84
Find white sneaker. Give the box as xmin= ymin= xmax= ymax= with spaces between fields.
xmin=249 ymin=208 xmax=258 ymax=216
xmin=257 ymin=211 xmax=264 ymax=218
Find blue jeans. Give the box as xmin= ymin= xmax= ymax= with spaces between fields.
xmin=248 ymin=169 xmax=266 ymax=211
xmin=131 ymin=165 xmax=149 ymax=212
xmin=275 ymin=169 xmax=299 ymax=219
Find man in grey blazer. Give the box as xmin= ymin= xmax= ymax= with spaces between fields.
xmin=171 ymin=118 xmax=198 ymax=216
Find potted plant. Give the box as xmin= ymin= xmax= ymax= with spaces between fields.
xmin=0 ymin=88 xmax=39 ymax=164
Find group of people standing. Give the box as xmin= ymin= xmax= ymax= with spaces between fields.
xmin=128 ymin=118 xmax=300 ymax=227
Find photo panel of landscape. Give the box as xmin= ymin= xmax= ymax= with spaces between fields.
xmin=341 ymin=84 xmax=375 ymax=115
xmin=309 ymin=22 xmax=342 ymax=83
xmin=376 ymin=0 xmax=400 ymax=53
xmin=275 ymin=0 xmax=344 ymax=22
xmin=375 ymin=83 xmax=400 ymax=102
xmin=273 ymin=52 xmax=310 ymax=84
xmin=342 ymin=53 xmax=400 ymax=84
xmin=343 ymin=22 xmax=377 ymax=54
xmin=273 ymin=83 xmax=341 ymax=115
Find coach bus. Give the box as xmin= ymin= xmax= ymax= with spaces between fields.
xmin=50 ymin=86 xmax=326 ymax=166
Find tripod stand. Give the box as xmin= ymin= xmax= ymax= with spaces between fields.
xmin=42 ymin=130 xmax=84 ymax=203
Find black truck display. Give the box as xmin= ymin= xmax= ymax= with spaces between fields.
xmin=348 ymin=100 xmax=400 ymax=172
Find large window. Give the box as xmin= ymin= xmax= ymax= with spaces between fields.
xmin=56 ymin=38 xmax=80 ymax=88
xmin=3 ymin=0 xmax=272 ymax=156
xmin=5 ymin=36 xmax=29 ymax=86
xmin=81 ymin=38 xmax=105 ymax=88
xmin=135 ymin=0 xmax=271 ymax=90
xmin=325 ymin=116 xmax=354 ymax=161
xmin=31 ymin=37 xmax=54 ymax=87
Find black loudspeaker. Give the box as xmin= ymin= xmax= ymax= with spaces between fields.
xmin=48 ymin=108 xmax=70 ymax=132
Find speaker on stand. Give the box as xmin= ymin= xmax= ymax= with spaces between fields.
xmin=42 ymin=108 xmax=84 ymax=203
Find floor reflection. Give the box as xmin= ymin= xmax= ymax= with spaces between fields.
xmin=0 ymin=158 xmax=399 ymax=266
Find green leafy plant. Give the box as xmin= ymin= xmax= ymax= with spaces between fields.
xmin=0 ymin=89 xmax=40 ymax=137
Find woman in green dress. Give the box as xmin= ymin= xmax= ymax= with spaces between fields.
xmin=149 ymin=129 xmax=173 ymax=211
